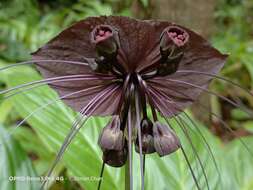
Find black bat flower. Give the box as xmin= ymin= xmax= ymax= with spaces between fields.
xmin=6 ymin=16 xmax=253 ymax=190
xmin=30 ymin=16 xmax=227 ymax=189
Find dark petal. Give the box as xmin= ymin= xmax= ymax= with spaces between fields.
xmin=103 ymin=147 xmax=127 ymax=167
xmin=146 ymin=22 xmax=227 ymax=116
xmin=32 ymin=17 xmax=106 ymax=75
xmin=135 ymin=21 xmax=170 ymax=72
xmin=138 ymin=21 xmax=227 ymax=73
xmin=32 ymin=16 xmax=157 ymax=72
xmin=31 ymin=16 xmax=227 ymax=117
xmin=153 ymin=122 xmax=181 ymax=157
xmin=31 ymin=16 xmax=156 ymax=115
xmin=98 ymin=116 xmax=124 ymax=150
xmin=102 ymin=17 xmax=157 ymax=72
xmin=39 ymin=80 xmax=122 ymax=116
xmin=31 ymin=17 xmax=121 ymax=116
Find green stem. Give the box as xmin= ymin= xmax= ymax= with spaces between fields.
xmin=125 ymin=156 xmax=130 ymax=190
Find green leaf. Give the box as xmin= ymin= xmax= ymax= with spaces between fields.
xmin=231 ymin=108 xmax=251 ymax=120
xmin=0 ymin=124 xmax=40 ymax=190
xmin=243 ymin=121 xmax=253 ymax=133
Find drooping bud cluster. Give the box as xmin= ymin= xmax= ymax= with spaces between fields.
xmin=90 ymin=25 xmax=120 ymax=73
xmin=98 ymin=116 xmax=127 ymax=167
xmin=135 ymin=118 xmax=181 ymax=157
xmin=158 ymin=26 xmax=189 ymax=76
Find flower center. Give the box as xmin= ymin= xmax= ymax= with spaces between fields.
xmin=95 ymin=28 xmax=113 ymax=43
xmin=167 ymin=27 xmax=188 ymax=47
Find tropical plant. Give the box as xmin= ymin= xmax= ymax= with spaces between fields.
xmin=0 ymin=1 xmax=253 ymax=190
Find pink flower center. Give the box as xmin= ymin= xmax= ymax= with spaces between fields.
xmin=167 ymin=28 xmax=188 ymax=47
xmin=95 ymin=28 xmax=113 ymax=43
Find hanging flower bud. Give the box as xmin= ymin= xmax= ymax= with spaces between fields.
xmin=91 ymin=25 xmax=119 ymax=59
xmin=135 ymin=118 xmax=155 ymax=154
xmin=98 ymin=116 xmax=124 ymax=151
xmin=158 ymin=26 xmax=189 ymax=76
xmin=153 ymin=122 xmax=181 ymax=157
xmin=102 ymin=146 xmax=128 ymax=167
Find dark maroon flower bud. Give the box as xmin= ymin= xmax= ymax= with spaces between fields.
xmin=153 ymin=121 xmax=181 ymax=157
xmin=102 ymin=146 xmax=128 ymax=167
xmin=158 ymin=26 xmax=189 ymax=76
xmin=160 ymin=26 xmax=189 ymax=55
xmin=91 ymin=25 xmax=119 ymax=59
xmin=135 ymin=118 xmax=155 ymax=154
xmin=98 ymin=116 xmax=124 ymax=151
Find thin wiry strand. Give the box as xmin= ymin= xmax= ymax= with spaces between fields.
xmin=161 ymin=81 xmax=253 ymax=159
xmin=3 ymin=77 xmax=113 ymax=101
xmin=179 ymin=112 xmax=222 ymax=190
xmin=177 ymin=70 xmax=253 ymax=97
xmin=148 ymin=88 xmax=210 ymax=190
xmin=0 ymin=74 xmax=115 ymax=96
xmin=41 ymin=85 xmax=119 ymax=189
xmin=116 ymin=74 xmax=130 ymax=114
xmin=165 ymin=116 xmax=207 ymax=187
xmin=42 ymin=116 xmax=89 ymax=190
xmin=134 ymin=91 xmax=145 ymax=190
xmin=154 ymin=104 xmax=201 ymax=190
xmin=192 ymin=98 xmax=253 ymax=159
xmin=127 ymin=106 xmax=133 ymax=190
xmin=136 ymin=76 xmax=157 ymax=121
xmin=148 ymin=84 xmax=222 ymax=188
xmin=138 ymin=78 xmax=201 ymax=190
xmin=160 ymin=78 xmax=253 ymax=117
xmin=230 ymin=95 xmax=253 ymax=117
xmin=0 ymin=85 xmax=107 ymax=147
xmin=176 ymin=117 xmax=210 ymax=190
xmin=181 ymin=146 xmax=202 ymax=190
xmin=97 ymin=162 xmax=105 ymax=190
xmin=155 ymin=81 xmax=252 ymax=183
xmin=0 ymin=59 xmax=89 ymax=72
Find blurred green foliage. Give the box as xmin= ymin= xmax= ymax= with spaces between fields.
xmin=0 ymin=0 xmax=253 ymax=189
xmin=213 ymin=0 xmax=253 ymax=85
xmin=210 ymin=0 xmax=253 ymax=135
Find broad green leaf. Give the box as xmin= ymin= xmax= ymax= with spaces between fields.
xmin=0 ymin=124 xmax=40 ymax=190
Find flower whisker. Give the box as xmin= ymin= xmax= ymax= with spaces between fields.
xmin=0 ymin=59 xmax=91 ymax=72
xmin=0 ymin=85 xmax=109 ymax=146
xmin=1 ymin=74 xmax=114 ymax=95
xmin=41 ymin=84 xmax=120 ymax=189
